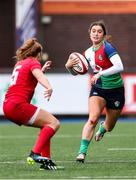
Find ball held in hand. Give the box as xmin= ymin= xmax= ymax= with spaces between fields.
xmin=70 ymin=52 xmax=88 ymax=74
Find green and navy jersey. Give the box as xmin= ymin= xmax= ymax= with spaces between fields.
xmin=84 ymin=41 xmax=124 ymax=89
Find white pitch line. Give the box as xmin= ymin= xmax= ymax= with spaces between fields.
xmin=106 ymin=134 xmax=136 ymax=137
xmin=0 ymin=160 xmax=25 ymax=164
xmin=0 ymin=134 xmax=136 ymax=139
xmin=74 ymin=176 xmax=136 ymax=179
xmin=108 ymin=148 xmax=136 ymax=151
xmin=0 ymin=135 xmax=81 ymax=139
xmin=1 ymin=159 xmax=136 ymax=164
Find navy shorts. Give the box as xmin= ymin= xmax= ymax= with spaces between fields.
xmin=89 ymin=86 xmax=125 ymax=110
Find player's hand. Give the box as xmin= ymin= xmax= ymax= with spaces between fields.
xmin=90 ymin=73 xmax=101 ymax=85
xmin=42 ymin=61 xmax=52 ymax=73
xmin=44 ymin=87 xmax=53 ymax=101
xmin=65 ymin=57 xmax=79 ymax=68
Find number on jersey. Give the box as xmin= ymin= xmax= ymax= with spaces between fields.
xmin=10 ymin=65 xmax=22 ymax=85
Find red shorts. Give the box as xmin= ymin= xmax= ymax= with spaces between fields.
xmin=3 ymin=99 xmax=37 ymax=125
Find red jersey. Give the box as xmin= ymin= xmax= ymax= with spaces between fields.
xmin=5 ymin=58 xmax=41 ymax=103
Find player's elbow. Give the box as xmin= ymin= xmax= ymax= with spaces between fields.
xmin=118 ymin=63 xmax=124 ymax=73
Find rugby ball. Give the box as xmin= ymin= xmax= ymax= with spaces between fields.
xmin=70 ymin=52 xmax=88 ymax=74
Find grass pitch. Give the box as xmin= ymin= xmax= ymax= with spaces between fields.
xmin=0 ymin=119 xmax=136 ymax=179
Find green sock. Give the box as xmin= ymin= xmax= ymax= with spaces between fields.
xmin=78 ymin=139 xmax=90 ymax=155
xmin=99 ymin=123 xmax=106 ymax=134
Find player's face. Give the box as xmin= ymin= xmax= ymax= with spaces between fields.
xmin=89 ymin=25 xmax=104 ymax=45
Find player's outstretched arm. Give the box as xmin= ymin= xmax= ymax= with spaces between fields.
xmin=32 ymin=68 xmax=53 ymax=101
xmin=42 ymin=60 xmax=52 ymax=73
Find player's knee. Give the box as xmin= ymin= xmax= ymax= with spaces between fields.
xmin=55 ymin=119 xmax=60 ymax=130
xmin=47 ymin=118 xmax=60 ymax=131
xmin=89 ymin=120 xmax=97 ymax=126
xmin=88 ymin=116 xmax=99 ymax=126
xmin=51 ymin=118 xmax=60 ymax=131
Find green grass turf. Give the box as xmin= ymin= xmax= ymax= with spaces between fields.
xmin=0 ymin=120 xmax=136 ymax=179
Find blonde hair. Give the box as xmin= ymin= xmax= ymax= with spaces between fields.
xmin=15 ymin=38 xmax=43 ymax=61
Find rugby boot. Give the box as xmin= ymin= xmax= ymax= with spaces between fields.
xmin=76 ymin=153 xmax=86 ymax=163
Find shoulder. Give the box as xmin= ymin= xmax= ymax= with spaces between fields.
xmin=84 ymin=46 xmax=93 ymax=59
xmin=24 ymin=58 xmax=41 ymax=71
xmin=104 ymin=41 xmax=115 ymax=49
xmin=104 ymin=41 xmax=118 ymax=58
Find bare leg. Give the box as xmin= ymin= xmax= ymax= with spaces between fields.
xmin=104 ymin=109 xmax=122 ymax=131
xmin=76 ymin=96 xmax=106 ymax=162
xmin=95 ymin=109 xmax=122 ymax=141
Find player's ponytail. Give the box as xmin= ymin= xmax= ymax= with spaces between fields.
xmin=104 ymin=35 xmax=112 ymax=43
xmin=15 ymin=38 xmax=43 ymax=61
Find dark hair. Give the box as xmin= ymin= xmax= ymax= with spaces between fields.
xmin=15 ymin=38 xmax=43 ymax=61
xmin=88 ymin=20 xmax=107 ymax=35
xmin=88 ymin=20 xmax=112 ymax=42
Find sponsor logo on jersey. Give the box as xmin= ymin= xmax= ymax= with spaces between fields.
xmin=99 ymin=54 xmax=103 ymax=61
xmin=93 ymin=92 xmax=98 ymax=95
xmin=114 ymin=101 xmax=120 ymax=107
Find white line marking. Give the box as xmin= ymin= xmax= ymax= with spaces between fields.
xmin=106 ymin=134 xmax=136 ymax=137
xmin=0 ymin=134 xmax=136 ymax=139
xmin=1 ymin=159 xmax=136 ymax=164
xmin=108 ymin=148 xmax=136 ymax=151
xmin=0 ymin=135 xmax=81 ymax=139
xmin=0 ymin=160 xmax=25 ymax=164
xmin=74 ymin=176 xmax=136 ymax=179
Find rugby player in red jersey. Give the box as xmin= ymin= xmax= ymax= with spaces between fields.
xmin=3 ymin=38 xmax=60 ymax=170
xmin=65 ymin=20 xmax=125 ymax=163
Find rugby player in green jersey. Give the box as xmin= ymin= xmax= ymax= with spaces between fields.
xmin=65 ymin=20 xmax=125 ymax=163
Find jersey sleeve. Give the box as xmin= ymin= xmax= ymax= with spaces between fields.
xmin=104 ymin=42 xmax=118 ymax=58
xmin=30 ymin=59 xmax=42 ymax=71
